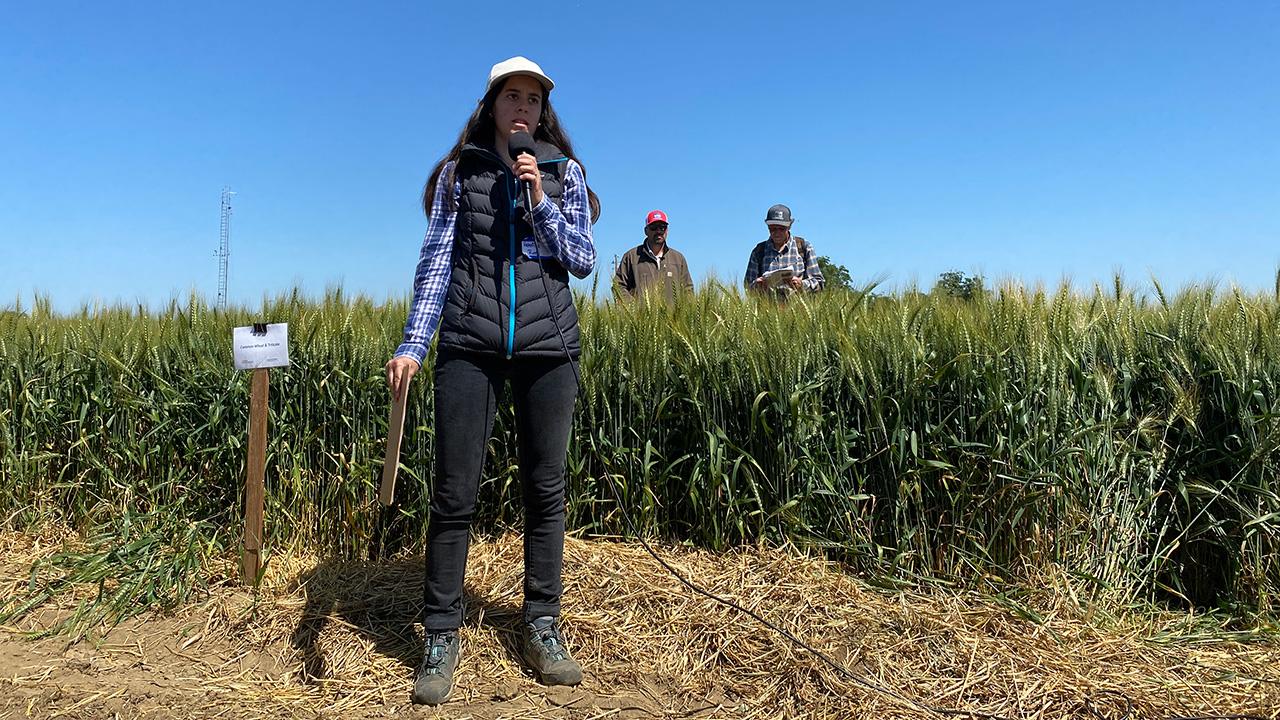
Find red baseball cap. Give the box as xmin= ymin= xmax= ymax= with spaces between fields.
xmin=644 ymin=210 xmax=669 ymax=227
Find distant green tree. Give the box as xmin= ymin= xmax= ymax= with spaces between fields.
xmin=933 ymin=270 xmax=985 ymax=300
xmin=816 ymin=255 xmax=853 ymax=291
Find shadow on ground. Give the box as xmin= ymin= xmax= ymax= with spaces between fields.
xmin=287 ymin=548 xmax=529 ymax=684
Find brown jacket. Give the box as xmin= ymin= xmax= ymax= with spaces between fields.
xmin=613 ymin=243 xmax=695 ymax=302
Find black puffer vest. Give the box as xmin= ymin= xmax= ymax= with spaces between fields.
xmin=437 ymin=140 xmax=581 ymax=359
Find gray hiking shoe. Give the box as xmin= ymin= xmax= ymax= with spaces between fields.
xmin=412 ymin=630 xmax=460 ymax=705
xmin=520 ymin=620 xmax=582 ymax=686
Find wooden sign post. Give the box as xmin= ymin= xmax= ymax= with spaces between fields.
xmin=232 ymin=322 xmax=290 ymax=586
xmin=243 ymin=368 xmax=269 ymax=583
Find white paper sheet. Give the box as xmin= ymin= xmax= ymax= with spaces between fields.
xmin=233 ymin=323 xmax=290 ymax=370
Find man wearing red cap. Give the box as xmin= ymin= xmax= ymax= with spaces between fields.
xmin=612 ymin=209 xmax=694 ymax=302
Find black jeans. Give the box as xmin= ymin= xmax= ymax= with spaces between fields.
xmin=422 ymin=350 xmax=579 ymax=631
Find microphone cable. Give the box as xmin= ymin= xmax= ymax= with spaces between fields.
xmin=525 ymin=207 xmax=1266 ymax=720
xmin=532 ymin=253 xmax=1012 ymax=719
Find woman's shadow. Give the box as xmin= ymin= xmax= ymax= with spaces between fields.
xmin=287 ymin=544 xmax=531 ymax=684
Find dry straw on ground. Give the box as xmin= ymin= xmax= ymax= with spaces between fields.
xmin=0 ymin=529 xmax=1276 ymax=719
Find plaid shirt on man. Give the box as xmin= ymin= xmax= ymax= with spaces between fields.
xmin=743 ymin=236 xmax=825 ymax=295
xmin=394 ymin=159 xmax=595 ymax=366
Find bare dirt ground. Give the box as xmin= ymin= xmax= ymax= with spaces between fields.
xmin=1 ymin=530 xmax=1277 ymax=719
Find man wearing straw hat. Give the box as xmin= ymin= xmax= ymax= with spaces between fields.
xmin=744 ymin=204 xmax=824 ymax=298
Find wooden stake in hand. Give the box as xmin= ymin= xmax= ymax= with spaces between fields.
xmin=379 ymin=376 xmax=411 ymax=506
xmin=241 ymin=367 xmax=269 ymax=585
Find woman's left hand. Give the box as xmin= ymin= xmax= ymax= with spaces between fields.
xmin=512 ymin=154 xmax=544 ymax=206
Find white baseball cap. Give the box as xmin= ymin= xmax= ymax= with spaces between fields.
xmin=486 ymin=56 xmax=554 ymax=94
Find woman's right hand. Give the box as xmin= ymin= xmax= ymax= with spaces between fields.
xmin=385 ymin=356 xmax=420 ymax=402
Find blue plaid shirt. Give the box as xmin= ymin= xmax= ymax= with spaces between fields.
xmin=743 ymin=235 xmax=825 ymax=294
xmin=395 ymin=159 xmax=595 ymax=366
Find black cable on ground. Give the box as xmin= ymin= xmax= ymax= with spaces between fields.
xmin=537 ymin=261 xmax=1008 ymax=719
xmin=535 ymin=255 xmax=1270 ymax=720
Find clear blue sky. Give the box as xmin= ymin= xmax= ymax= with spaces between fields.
xmin=3 ymin=1 xmax=1278 ymax=310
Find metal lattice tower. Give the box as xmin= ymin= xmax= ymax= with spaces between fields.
xmin=216 ymin=187 xmax=235 ymax=309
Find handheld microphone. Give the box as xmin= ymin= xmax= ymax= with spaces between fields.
xmin=507 ymin=131 xmax=538 ymax=212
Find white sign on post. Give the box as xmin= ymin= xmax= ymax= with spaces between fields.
xmin=233 ymin=323 xmax=291 ymax=370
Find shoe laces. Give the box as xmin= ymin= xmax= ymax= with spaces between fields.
xmin=530 ymin=624 xmax=569 ymax=662
xmin=422 ymin=631 xmax=456 ymax=673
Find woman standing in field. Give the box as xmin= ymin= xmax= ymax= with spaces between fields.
xmin=384 ymin=56 xmax=599 ymax=705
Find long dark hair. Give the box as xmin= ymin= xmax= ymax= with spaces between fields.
xmin=422 ymin=81 xmax=601 ymax=223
